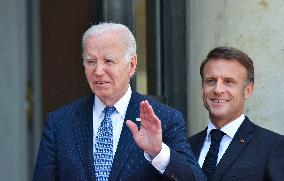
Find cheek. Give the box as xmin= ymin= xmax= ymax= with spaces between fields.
xmin=85 ymin=69 xmax=93 ymax=81
xmin=202 ymin=87 xmax=211 ymax=98
xmin=234 ymin=89 xmax=245 ymax=98
xmin=117 ymin=67 xmax=130 ymax=78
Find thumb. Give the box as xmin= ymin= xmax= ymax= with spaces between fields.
xmin=126 ymin=120 xmax=139 ymax=137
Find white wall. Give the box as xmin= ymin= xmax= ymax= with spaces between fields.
xmin=187 ymin=0 xmax=284 ymax=135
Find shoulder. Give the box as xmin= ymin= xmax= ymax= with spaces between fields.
xmin=190 ymin=131 xmax=205 ymax=139
xmin=44 ymin=94 xmax=93 ymax=127
xmin=250 ymin=123 xmax=284 ymax=163
xmin=254 ymin=124 xmax=284 ymax=141
xmin=50 ymin=95 xmax=92 ymax=115
xmin=244 ymin=118 xmax=284 ymax=146
xmin=189 ymin=130 xmax=206 ymax=143
xmin=40 ymin=95 xmax=93 ymax=137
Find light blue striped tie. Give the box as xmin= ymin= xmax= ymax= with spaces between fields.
xmin=94 ymin=106 xmax=116 ymax=181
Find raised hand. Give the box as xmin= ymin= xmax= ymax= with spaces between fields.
xmin=126 ymin=100 xmax=162 ymax=158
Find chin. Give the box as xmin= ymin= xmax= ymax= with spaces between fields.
xmin=93 ymin=89 xmax=110 ymax=96
xmin=211 ymin=111 xmax=228 ymax=119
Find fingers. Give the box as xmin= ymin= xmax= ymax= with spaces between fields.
xmin=140 ymin=101 xmax=147 ymax=122
xmin=126 ymin=120 xmax=139 ymax=137
xmin=139 ymin=100 xmax=161 ymax=130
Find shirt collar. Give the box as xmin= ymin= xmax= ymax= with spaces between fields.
xmin=113 ymin=86 xmax=132 ymax=119
xmin=93 ymin=85 xmax=132 ymax=118
xmin=206 ymin=114 xmax=245 ymax=140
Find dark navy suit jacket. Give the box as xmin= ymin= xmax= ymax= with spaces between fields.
xmin=33 ymin=91 xmax=205 ymax=181
xmin=189 ymin=117 xmax=284 ymax=181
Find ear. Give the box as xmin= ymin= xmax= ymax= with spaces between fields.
xmin=128 ymin=54 xmax=137 ymax=77
xmin=244 ymin=82 xmax=254 ymax=100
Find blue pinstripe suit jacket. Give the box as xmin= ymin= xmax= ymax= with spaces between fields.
xmin=33 ymin=91 xmax=205 ymax=181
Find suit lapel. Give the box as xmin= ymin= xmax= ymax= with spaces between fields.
xmin=212 ymin=117 xmax=256 ymax=181
xmin=72 ymin=95 xmax=95 ymax=180
xmin=190 ymin=129 xmax=207 ymax=159
xmin=109 ymin=91 xmax=142 ymax=180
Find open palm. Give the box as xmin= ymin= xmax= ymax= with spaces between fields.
xmin=126 ymin=100 xmax=162 ymax=157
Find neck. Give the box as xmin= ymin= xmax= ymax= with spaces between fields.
xmin=209 ymin=114 xmax=243 ymax=129
xmin=210 ymin=119 xmax=231 ymax=129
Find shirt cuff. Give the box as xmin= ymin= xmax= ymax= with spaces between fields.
xmin=144 ymin=142 xmax=170 ymax=174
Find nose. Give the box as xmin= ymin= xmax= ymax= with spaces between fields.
xmin=93 ymin=62 xmax=105 ymax=76
xmin=214 ymin=80 xmax=225 ymax=94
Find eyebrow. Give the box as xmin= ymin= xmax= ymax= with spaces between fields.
xmin=204 ymin=75 xmax=237 ymax=79
xmin=203 ymin=77 xmax=239 ymax=83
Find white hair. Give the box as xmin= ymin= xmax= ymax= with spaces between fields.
xmin=82 ymin=22 xmax=136 ymax=62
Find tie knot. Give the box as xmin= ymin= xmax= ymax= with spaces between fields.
xmin=210 ymin=129 xmax=225 ymax=142
xmin=104 ymin=106 xmax=116 ymax=117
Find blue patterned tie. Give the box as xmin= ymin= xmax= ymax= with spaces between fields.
xmin=94 ymin=106 xmax=116 ymax=181
xmin=202 ymin=129 xmax=225 ymax=180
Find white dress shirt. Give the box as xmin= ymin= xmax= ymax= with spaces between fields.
xmin=198 ymin=114 xmax=245 ymax=167
xmin=93 ymin=86 xmax=131 ymax=156
xmin=93 ymin=86 xmax=170 ymax=173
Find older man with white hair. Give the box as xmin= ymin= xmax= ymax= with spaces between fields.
xmin=33 ymin=23 xmax=205 ymax=181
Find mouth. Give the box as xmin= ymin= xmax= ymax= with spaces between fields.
xmin=94 ymin=81 xmax=110 ymax=85
xmin=211 ymin=99 xmax=227 ymax=103
xmin=95 ymin=81 xmax=109 ymax=85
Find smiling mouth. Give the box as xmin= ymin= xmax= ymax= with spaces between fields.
xmin=212 ymin=99 xmax=226 ymax=103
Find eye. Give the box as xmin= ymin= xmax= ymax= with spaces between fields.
xmin=224 ymin=79 xmax=234 ymax=86
xmin=84 ymin=59 xmax=97 ymax=66
xmin=204 ymin=79 xmax=216 ymax=86
xmin=105 ymin=58 xmax=115 ymax=64
xmin=225 ymin=80 xmax=232 ymax=84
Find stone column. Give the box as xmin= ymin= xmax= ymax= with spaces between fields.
xmin=0 ymin=0 xmax=28 ymax=180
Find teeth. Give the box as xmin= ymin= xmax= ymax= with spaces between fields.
xmin=213 ymin=99 xmax=226 ymax=103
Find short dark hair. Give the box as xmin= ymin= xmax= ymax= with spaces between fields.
xmin=200 ymin=46 xmax=254 ymax=83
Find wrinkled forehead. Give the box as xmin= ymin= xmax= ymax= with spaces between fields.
xmin=84 ymin=30 xmax=126 ymax=47
xmin=83 ymin=32 xmax=127 ymax=58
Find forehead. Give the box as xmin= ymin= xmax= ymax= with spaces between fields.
xmin=84 ymin=31 xmax=126 ymax=56
xmin=203 ymin=59 xmax=247 ymax=79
